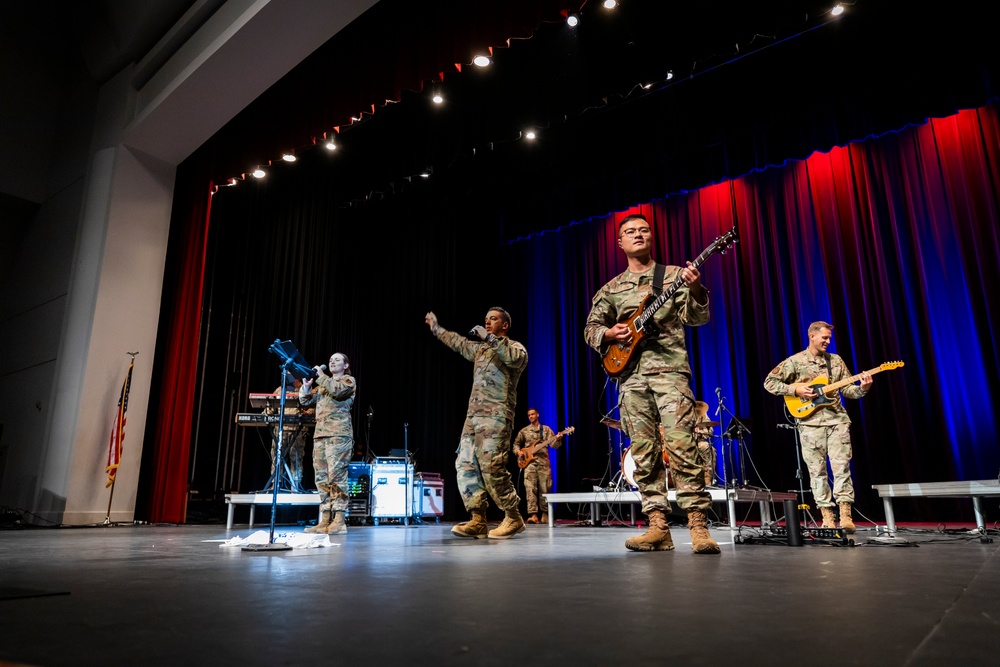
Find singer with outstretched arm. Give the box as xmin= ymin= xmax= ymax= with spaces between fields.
xmin=424 ymin=308 xmax=528 ymax=540
xmin=298 ymin=352 xmax=356 ymax=535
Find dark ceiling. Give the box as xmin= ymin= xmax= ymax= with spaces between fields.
xmin=225 ymin=0 xmax=995 ymax=241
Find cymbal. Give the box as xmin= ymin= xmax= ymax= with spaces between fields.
xmin=698 ymin=420 xmax=721 ymax=427
xmin=600 ymin=417 xmax=624 ymax=431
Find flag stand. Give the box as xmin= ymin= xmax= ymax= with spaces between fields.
xmin=241 ymin=340 xmax=312 ymax=553
xmin=104 ymin=352 xmax=137 ymax=527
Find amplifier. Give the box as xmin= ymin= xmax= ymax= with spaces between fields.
xmin=347 ymin=463 xmax=371 ymax=517
xmin=412 ymin=474 xmax=445 ymax=518
xmin=370 ymin=463 xmax=414 ymax=518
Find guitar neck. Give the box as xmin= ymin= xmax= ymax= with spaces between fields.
xmin=636 ymin=249 xmax=713 ymax=329
xmin=822 ymin=366 xmax=882 ymax=395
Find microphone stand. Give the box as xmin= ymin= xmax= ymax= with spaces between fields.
xmin=777 ymin=420 xmax=816 ymax=529
xmin=243 ymin=339 xmax=313 ymax=552
xmin=718 ymin=394 xmax=752 ymax=488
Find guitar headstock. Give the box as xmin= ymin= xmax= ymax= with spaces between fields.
xmin=880 ymin=361 xmax=904 ymax=371
xmin=711 ymin=226 xmax=739 ymax=255
xmin=559 ymin=426 xmax=575 ymax=437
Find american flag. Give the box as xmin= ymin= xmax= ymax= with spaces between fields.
xmin=106 ymin=359 xmax=134 ymax=488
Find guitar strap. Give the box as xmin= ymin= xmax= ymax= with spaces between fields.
xmin=825 ymin=353 xmax=833 ymax=382
xmin=652 ymin=262 xmax=666 ymax=295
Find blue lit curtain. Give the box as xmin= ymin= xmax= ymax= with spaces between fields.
xmin=519 ymin=105 xmax=1000 ymax=514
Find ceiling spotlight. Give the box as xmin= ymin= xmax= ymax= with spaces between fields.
xmin=567 ymin=14 xmax=579 ymax=27
xmin=473 ymin=55 xmax=491 ymax=67
xmin=282 ymin=153 xmax=296 ymax=162
xmin=524 ymin=130 xmax=537 ymax=140
xmin=324 ymin=139 xmax=337 ymax=151
xmin=831 ymin=3 xmax=845 ymax=15
xmin=602 ymin=0 xmax=618 ymax=9
xmin=665 ymin=70 xmax=674 ymax=80
xmin=419 ymin=172 xmax=431 ymax=178
xmin=252 ymin=168 xmax=265 ymax=179
xmin=642 ymin=83 xmax=653 ymax=90
xmin=432 ymin=92 xmax=444 ymax=104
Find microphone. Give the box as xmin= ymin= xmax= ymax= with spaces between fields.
xmin=716 ymin=387 xmax=722 ymax=397
xmin=310 ymin=364 xmax=329 ymax=379
xmin=715 ymin=387 xmax=722 ymax=416
xmin=367 ymin=405 xmax=374 ymax=418
xmin=467 ymin=328 xmax=481 ymax=340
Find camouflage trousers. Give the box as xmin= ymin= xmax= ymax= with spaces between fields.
xmin=620 ymin=371 xmax=711 ymax=514
xmin=455 ymin=416 xmax=521 ymax=514
xmin=523 ymin=461 xmax=552 ymax=515
xmin=312 ymin=435 xmax=353 ymax=513
xmin=799 ymin=422 xmax=854 ymax=508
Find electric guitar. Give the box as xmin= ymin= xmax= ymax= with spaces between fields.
xmin=602 ymin=227 xmax=738 ymax=377
xmin=516 ymin=427 xmax=574 ymax=469
xmin=784 ymin=361 xmax=904 ymax=418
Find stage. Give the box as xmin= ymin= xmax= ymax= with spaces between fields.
xmin=1 ymin=520 xmax=998 ymax=666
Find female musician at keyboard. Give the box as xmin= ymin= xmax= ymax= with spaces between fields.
xmin=299 ymin=352 xmax=356 ymax=535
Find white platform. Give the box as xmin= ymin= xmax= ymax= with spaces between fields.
xmin=872 ymin=479 xmax=1000 ymax=532
xmin=224 ymin=493 xmax=320 ymax=530
xmin=543 ymin=487 xmax=796 ymax=528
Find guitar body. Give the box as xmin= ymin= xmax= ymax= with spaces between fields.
xmin=780 ymin=361 xmax=904 ymax=419
xmin=601 ymin=293 xmax=655 ymax=377
xmin=784 ymin=377 xmax=838 ymax=418
xmin=516 ymin=427 xmax=574 ymax=468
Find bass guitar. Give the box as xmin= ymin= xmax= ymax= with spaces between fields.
xmin=784 ymin=361 xmax=904 ymax=418
xmin=516 ymin=427 xmax=574 ymax=469
xmin=602 ymin=227 xmax=738 ymax=377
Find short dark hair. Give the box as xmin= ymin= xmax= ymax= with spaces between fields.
xmin=619 ymin=213 xmax=648 ymax=229
xmin=488 ymin=306 xmax=511 ymax=329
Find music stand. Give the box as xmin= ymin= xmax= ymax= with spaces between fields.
xmin=242 ymin=339 xmax=314 ymax=553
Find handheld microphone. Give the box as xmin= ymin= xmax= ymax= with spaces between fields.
xmin=467 ymin=328 xmax=480 ymax=339
xmin=310 ymin=364 xmax=329 ymax=379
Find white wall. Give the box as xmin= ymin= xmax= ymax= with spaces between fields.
xmin=0 ymin=0 xmax=376 ymax=524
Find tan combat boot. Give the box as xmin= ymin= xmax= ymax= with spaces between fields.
xmin=526 ymin=514 xmax=539 ymax=524
xmin=820 ymin=506 xmax=837 ymax=529
xmin=625 ymin=509 xmax=675 ymax=552
xmin=305 ymin=510 xmax=331 ymax=533
xmin=687 ymin=509 xmax=721 ymax=554
xmin=488 ymin=510 xmax=526 ymax=539
xmin=451 ymin=509 xmax=489 ymax=539
xmin=326 ymin=510 xmax=347 ymax=535
xmin=839 ymin=502 xmax=856 ymax=534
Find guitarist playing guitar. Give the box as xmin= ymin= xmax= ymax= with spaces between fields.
xmin=585 ymin=213 xmax=735 ymax=555
xmin=512 ymin=408 xmax=571 ymax=525
xmin=764 ymin=321 xmax=889 ymax=535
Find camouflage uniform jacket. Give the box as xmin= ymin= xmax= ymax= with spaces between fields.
xmin=299 ymin=374 xmax=356 ymax=437
xmin=763 ymin=350 xmax=865 ymax=426
xmin=513 ymin=423 xmax=556 ymax=464
xmin=584 ymin=263 xmax=710 ymax=377
xmin=434 ymin=327 xmax=527 ymax=422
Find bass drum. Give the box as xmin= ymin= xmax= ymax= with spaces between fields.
xmin=620 ymin=446 xmax=671 ymax=489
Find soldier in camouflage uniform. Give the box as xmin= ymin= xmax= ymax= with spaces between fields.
xmin=584 ymin=213 xmax=720 ymax=554
xmin=425 ymin=307 xmax=528 ymax=539
xmin=693 ymin=401 xmax=717 ymax=487
xmin=512 ymin=408 xmax=562 ymax=524
xmin=299 ymin=352 xmax=356 ymax=535
xmin=764 ymin=321 xmax=872 ymax=533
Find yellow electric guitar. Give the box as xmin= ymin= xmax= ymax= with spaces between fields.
xmin=516 ymin=427 xmax=574 ymax=469
xmin=784 ymin=361 xmax=904 ymax=418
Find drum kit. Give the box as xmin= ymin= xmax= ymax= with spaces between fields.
xmin=601 ymin=400 xmax=723 ymax=489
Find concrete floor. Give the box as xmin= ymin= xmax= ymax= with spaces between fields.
xmin=1 ymin=519 xmax=999 ymax=667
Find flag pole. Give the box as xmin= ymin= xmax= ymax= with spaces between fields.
xmin=104 ymin=352 xmax=138 ymax=526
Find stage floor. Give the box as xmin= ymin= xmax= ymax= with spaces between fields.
xmin=1 ymin=520 xmax=998 ymax=666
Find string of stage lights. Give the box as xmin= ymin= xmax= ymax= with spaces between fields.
xmin=216 ymin=1 xmax=855 ymax=205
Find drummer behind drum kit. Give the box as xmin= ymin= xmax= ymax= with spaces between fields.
xmin=602 ymin=400 xmax=720 ymax=490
